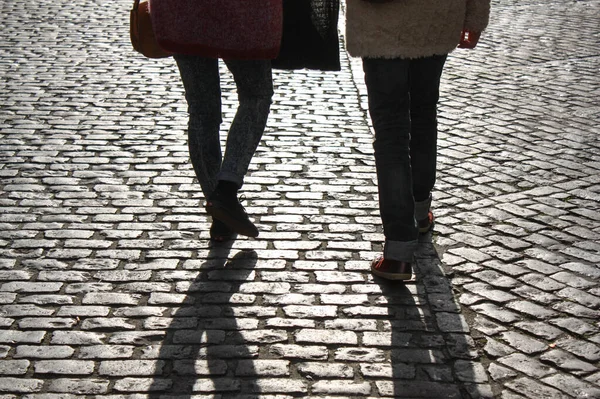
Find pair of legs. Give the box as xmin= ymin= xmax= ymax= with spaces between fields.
xmin=174 ymin=55 xmax=273 ymax=199
xmin=363 ymin=54 xmax=447 ymax=263
xmin=174 ymin=55 xmax=273 ymax=238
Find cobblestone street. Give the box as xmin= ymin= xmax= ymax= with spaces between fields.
xmin=0 ymin=0 xmax=599 ymax=398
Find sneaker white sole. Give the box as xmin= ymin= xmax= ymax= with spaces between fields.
xmin=371 ymin=267 xmax=412 ymax=281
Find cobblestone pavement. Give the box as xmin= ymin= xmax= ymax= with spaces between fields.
xmin=0 ymin=0 xmax=599 ymax=398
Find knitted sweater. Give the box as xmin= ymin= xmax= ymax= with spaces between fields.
xmin=345 ymin=0 xmax=491 ymax=59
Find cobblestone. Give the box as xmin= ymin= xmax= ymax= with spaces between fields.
xmin=34 ymin=360 xmax=95 ymax=375
xmin=0 ymin=0 xmax=599 ymax=398
xmin=504 ymin=377 xmax=568 ymax=399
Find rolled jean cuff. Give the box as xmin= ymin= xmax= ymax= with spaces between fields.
xmin=384 ymin=239 xmax=418 ymax=263
xmin=415 ymin=194 xmax=432 ymax=221
xmin=216 ymin=171 xmax=244 ymax=189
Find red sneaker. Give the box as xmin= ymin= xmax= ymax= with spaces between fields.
xmin=418 ymin=210 xmax=434 ymax=234
xmin=371 ymin=256 xmax=412 ymax=280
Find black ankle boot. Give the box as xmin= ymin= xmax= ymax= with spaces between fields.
xmin=206 ymin=181 xmax=259 ymax=238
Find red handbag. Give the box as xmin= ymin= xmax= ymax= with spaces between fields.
xmin=130 ymin=0 xmax=173 ymax=58
xmin=149 ymin=0 xmax=283 ymax=59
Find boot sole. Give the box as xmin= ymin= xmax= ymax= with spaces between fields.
xmin=209 ymin=226 xmax=235 ymax=242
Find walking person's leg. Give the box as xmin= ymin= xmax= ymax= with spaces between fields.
xmin=205 ymin=59 xmax=273 ymax=238
xmin=174 ymin=55 xmax=223 ymax=197
xmin=219 ymin=59 xmax=273 ymax=186
xmin=174 ymin=55 xmax=233 ymax=241
xmin=409 ymin=54 xmax=447 ymax=233
xmin=363 ymin=57 xmax=416 ymax=280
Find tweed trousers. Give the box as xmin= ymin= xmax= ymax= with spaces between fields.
xmin=174 ymin=55 xmax=273 ymax=197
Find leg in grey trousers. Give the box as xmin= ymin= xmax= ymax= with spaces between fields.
xmin=174 ymin=55 xmax=273 ymax=198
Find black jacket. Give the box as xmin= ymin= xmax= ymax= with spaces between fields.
xmin=272 ymin=0 xmax=341 ymax=71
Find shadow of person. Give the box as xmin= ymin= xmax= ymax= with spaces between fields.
xmin=148 ymin=242 xmax=260 ymax=398
xmin=371 ymin=233 xmax=488 ymax=398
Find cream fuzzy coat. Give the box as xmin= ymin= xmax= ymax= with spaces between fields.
xmin=346 ymin=0 xmax=491 ymax=59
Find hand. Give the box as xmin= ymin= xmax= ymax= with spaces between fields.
xmin=458 ymin=30 xmax=481 ymax=49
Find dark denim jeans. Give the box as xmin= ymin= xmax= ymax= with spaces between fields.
xmin=363 ymin=55 xmax=447 ymax=262
xmin=174 ymin=55 xmax=273 ymax=197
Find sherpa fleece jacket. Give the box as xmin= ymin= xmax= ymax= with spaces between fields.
xmin=345 ymin=0 xmax=491 ymax=59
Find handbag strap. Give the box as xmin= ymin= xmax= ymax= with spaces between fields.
xmin=132 ymin=0 xmax=140 ymax=12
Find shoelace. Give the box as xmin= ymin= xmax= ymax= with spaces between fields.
xmin=237 ymin=194 xmax=249 ymax=215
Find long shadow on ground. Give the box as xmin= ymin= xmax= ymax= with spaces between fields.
xmin=149 ymin=242 xmax=260 ymax=398
xmin=372 ymin=234 xmax=490 ymax=398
